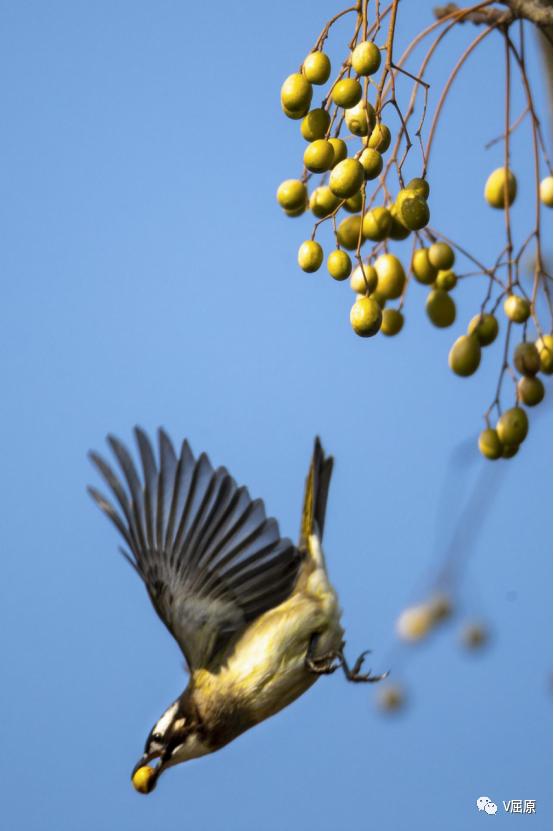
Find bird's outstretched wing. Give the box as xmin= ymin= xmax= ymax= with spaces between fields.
xmin=88 ymin=428 xmax=302 ymax=672
xmin=299 ymin=437 xmax=334 ymax=549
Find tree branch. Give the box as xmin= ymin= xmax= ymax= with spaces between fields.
xmin=434 ymin=0 xmax=552 ymax=35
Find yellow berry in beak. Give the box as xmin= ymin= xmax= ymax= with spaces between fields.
xmin=132 ymin=764 xmax=156 ymax=794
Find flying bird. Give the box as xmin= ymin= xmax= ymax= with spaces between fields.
xmin=88 ymin=428 xmax=385 ymax=793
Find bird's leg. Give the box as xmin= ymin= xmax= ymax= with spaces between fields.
xmin=339 ymin=646 xmax=389 ymax=684
xmin=305 ymin=633 xmax=342 ymax=675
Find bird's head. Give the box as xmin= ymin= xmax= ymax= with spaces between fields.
xmin=131 ymin=699 xmax=208 ymax=794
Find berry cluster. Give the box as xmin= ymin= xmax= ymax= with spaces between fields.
xmin=276 ymin=1 xmax=552 ymax=461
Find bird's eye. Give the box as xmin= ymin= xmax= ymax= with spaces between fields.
xmin=151 ymin=733 xmax=163 ymax=743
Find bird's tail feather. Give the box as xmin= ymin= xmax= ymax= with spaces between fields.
xmin=300 ymin=437 xmax=334 ymax=547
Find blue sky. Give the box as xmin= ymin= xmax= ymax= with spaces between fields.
xmin=0 ymin=2 xmax=551 ymax=829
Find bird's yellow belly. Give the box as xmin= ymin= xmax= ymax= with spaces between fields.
xmin=194 ymin=586 xmax=344 ymax=726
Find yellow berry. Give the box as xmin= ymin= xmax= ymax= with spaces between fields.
xmin=484 ymin=166 xmax=517 ymax=208
xmin=132 ymin=765 xmax=156 ymax=794
xmin=504 ymin=294 xmax=530 ymax=323
xmin=448 ymin=334 xmax=481 ymax=377
xmin=381 ymin=308 xmax=404 ymax=336
xmin=502 ymin=443 xmax=519 ymax=459
xmin=513 ymin=342 xmax=540 ymax=376
xmin=435 ymin=269 xmax=457 ymax=291
xmin=428 ymin=242 xmax=455 ymax=270
xmin=329 ymin=158 xmax=364 ymax=198
xmin=540 ymin=175 xmax=553 ymax=207
xmin=336 ymin=215 xmax=362 ymax=250
xmin=345 ymin=100 xmax=375 ymax=137
xmin=478 ymin=428 xmax=503 ymax=460
xmin=328 ymin=138 xmax=348 ymax=166
xmin=284 ymin=204 xmax=306 ymax=217
xmin=302 ymin=51 xmax=331 ymax=85
xmin=351 ymin=41 xmax=381 ymax=76
xmin=343 ymin=191 xmax=363 ymax=213
xmin=359 ymin=147 xmax=383 ymax=180
xmin=411 ymin=248 xmax=437 ymax=285
xmin=362 ymin=206 xmax=392 ymax=241
xmin=467 ymin=313 xmax=498 ymax=346
xmin=426 ymin=289 xmax=456 ymax=327
xmin=309 ymin=186 xmax=340 ymax=218
xmin=377 ymin=684 xmax=405 ymax=713
xmin=406 ymin=177 xmax=430 ymax=199
xmin=350 ymin=262 xmax=378 ymax=294
xmin=396 ymin=605 xmax=433 ymax=641
xmin=298 ymin=240 xmax=323 ymax=272
xmin=535 ymin=333 xmax=553 ymax=374
xmin=518 ymin=375 xmax=544 ymax=406
xmin=367 ymin=122 xmax=391 ymax=153
xmin=276 ymin=179 xmax=307 ymax=211
xmin=327 ymin=249 xmax=352 ymax=281
xmin=387 ymin=205 xmax=410 ymax=240
xmin=429 ymin=593 xmax=452 ymax=623
xmin=303 ymin=139 xmax=335 ymax=172
xmin=350 ymin=296 xmax=382 ymax=337
xmin=300 ymin=108 xmax=331 ymax=141
xmin=374 ymin=254 xmax=405 ymax=299
xmin=395 ymin=188 xmax=430 ymax=231
xmin=496 ymin=406 xmax=528 ymax=445
xmin=461 ymin=623 xmax=488 ymax=649
xmin=281 ymin=73 xmax=312 ymax=117
xmin=331 ymin=78 xmax=362 ymax=108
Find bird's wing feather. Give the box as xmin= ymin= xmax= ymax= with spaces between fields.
xmin=88 ymin=428 xmax=302 ymax=671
